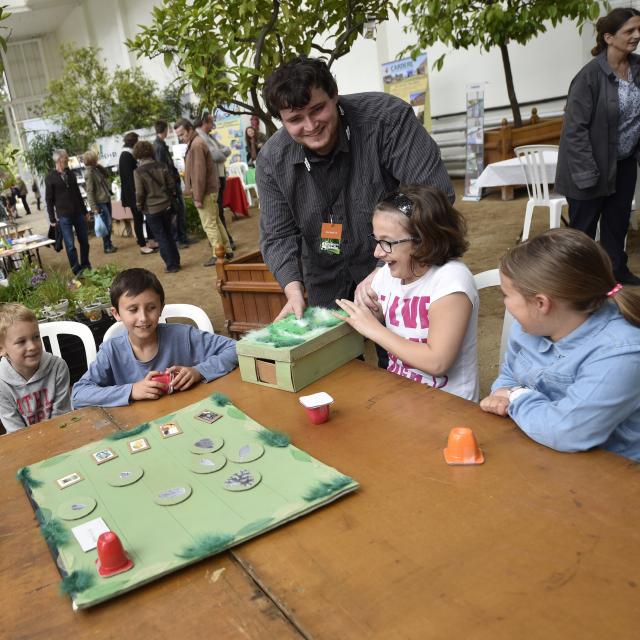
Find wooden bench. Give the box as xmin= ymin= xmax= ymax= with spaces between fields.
xmin=214 ymin=246 xmax=287 ymax=339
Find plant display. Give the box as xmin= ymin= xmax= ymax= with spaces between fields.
xmin=0 ymin=263 xmax=120 ymax=321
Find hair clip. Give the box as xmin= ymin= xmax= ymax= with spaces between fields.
xmin=382 ymin=191 xmax=412 ymax=217
xmin=607 ymin=283 xmax=623 ymax=297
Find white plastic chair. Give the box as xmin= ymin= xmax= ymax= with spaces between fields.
xmin=514 ymin=145 xmax=567 ymax=241
xmin=227 ymin=161 xmax=257 ymax=206
xmin=39 ymin=321 xmax=97 ymax=365
xmin=473 ymin=269 xmax=513 ymax=367
xmin=102 ymin=304 xmax=214 ymax=343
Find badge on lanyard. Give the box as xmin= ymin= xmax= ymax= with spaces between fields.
xmin=320 ymin=220 xmax=343 ymax=255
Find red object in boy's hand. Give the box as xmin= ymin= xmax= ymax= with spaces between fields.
xmin=151 ymin=371 xmax=173 ymax=393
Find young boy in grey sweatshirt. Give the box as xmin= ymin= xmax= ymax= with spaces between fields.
xmin=0 ymin=304 xmax=71 ymax=433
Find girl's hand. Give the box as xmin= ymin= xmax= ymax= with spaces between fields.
xmin=480 ymin=389 xmax=510 ymax=417
xmin=333 ymin=298 xmax=383 ymax=340
xmin=168 ymin=365 xmax=203 ymax=391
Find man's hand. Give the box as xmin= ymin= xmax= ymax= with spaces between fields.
xmin=479 ymin=388 xmax=510 ymax=416
xmin=354 ymin=268 xmax=381 ymax=314
xmin=85 ymin=213 xmax=91 ymax=223
xmin=275 ymin=281 xmax=306 ymax=320
xmin=131 ymin=371 xmax=168 ymax=401
xmin=168 ymin=365 xmax=204 ymax=391
xmin=194 ymin=200 xmax=203 ymax=208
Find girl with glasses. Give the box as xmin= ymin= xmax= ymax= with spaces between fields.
xmin=335 ymin=186 xmax=479 ymax=401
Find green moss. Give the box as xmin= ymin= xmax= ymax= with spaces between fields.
xmin=60 ymin=569 xmax=95 ymax=596
xmin=176 ymin=533 xmax=235 ymax=559
xmin=303 ymin=475 xmax=354 ymax=502
xmin=16 ymin=466 xmax=43 ymax=488
xmin=41 ymin=518 xmax=70 ymax=546
xmin=210 ymin=392 xmax=231 ymax=406
xmin=106 ymin=422 xmax=150 ymax=441
xmin=257 ymin=429 xmax=291 ymax=448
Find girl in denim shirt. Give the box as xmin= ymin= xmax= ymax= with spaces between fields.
xmin=481 ymin=228 xmax=640 ymax=461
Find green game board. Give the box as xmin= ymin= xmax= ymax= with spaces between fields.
xmin=18 ymin=393 xmax=358 ymax=609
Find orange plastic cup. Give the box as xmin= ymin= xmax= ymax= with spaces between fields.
xmin=443 ymin=427 xmax=485 ymax=465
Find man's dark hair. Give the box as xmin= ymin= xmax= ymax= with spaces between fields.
xmin=193 ymin=112 xmax=212 ymax=129
xmin=263 ymin=56 xmax=338 ymax=120
xmin=154 ymin=119 xmax=168 ymax=135
xmin=132 ymin=140 xmax=155 ymax=161
xmin=174 ymin=118 xmax=194 ymax=132
xmin=110 ymin=268 xmax=165 ymax=310
xmin=123 ymin=131 xmax=139 ymax=148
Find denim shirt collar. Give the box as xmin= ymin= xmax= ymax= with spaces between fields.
xmin=536 ymin=303 xmax=617 ymax=354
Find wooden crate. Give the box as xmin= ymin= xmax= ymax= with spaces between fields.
xmin=215 ymin=249 xmax=288 ymax=339
xmin=236 ymin=321 xmax=364 ymax=392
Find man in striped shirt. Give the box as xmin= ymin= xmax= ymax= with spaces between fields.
xmin=257 ymin=56 xmax=454 ymax=319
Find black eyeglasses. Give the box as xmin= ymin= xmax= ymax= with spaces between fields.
xmin=371 ymin=234 xmax=418 ymax=253
xmin=381 ymin=191 xmax=413 ymax=217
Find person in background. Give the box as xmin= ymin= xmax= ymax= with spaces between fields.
xmin=245 ymin=126 xmax=264 ymax=167
xmin=481 ymin=228 xmax=640 ymax=462
xmin=45 ymin=149 xmax=91 ymax=276
xmin=556 ymin=7 xmax=640 ymax=286
xmin=153 ymin=119 xmax=190 ymax=248
xmin=31 ymin=178 xmax=41 ymax=210
xmin=174 ymin=118 xmax=233 ymax=266
xmin=133 ymin=140 xmax=181 ymax=274
xmin=83 ymin=150 xmax=117 ymax=254
xmin=194 ymin=114 xmax=236 ymax=250
xmin=14 ymin=177 xmax=31 ymax=215
xmin=119 ymin=131 xmax=157 ymax=255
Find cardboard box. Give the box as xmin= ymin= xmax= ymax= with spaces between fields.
xmin=237 ymin=321 xmax=364 ymax=392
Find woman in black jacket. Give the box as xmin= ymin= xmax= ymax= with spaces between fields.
xmin=556 ymin=8 xmax=640 ymax=285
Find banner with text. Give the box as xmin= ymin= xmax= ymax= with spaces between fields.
xmin=381 ymin=54 xmax=431 ymax=131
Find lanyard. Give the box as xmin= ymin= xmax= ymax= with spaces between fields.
xmin=302 ymin=104 xmax=351 ymax=222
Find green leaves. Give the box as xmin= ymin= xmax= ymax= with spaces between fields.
xmin=127 ymin=0 xmax=397 ymax=129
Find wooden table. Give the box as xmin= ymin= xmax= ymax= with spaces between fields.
xmin=0 ymin=237 xmax=55 ymax=270
xmin=2 ymin=362 xmax=639 ymax=638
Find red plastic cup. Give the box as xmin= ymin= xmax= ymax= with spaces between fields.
xmin=96 ymin=531 xmax=134 ymax=577
xmin=151 ymin=370 xmax=173 ymax=394
xmin=299 ymin=392 xmax=334 ymax=425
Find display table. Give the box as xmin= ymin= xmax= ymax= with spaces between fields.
xmin=3 ymin=362 xmax=639 ymax=638
xmin=475 ymin=150 xmax=558 ymax=200
xmin=222 ymin=176 xmax=250 ymax=217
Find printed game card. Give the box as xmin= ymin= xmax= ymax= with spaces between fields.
xmin=158 ymin=421 xmax=183 ymax=438
xmin=128 ymin=438 xmax=150 ymax=454
xmin=195 ymin=410 xmax=222 ymax=424
xmin=71 ymin=517 xmax=110 ymax=552
xmin=56 ymin=471 xmax=84 ymax=490
xmin=91 ymin=447 xmax=118 ymax=465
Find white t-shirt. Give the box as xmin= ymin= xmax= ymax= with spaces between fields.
xmin=371 ymin=259 xmax=479 ymax=401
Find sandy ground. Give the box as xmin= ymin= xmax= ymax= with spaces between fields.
xmin=21 ymin=180 xmax=640 ymax=397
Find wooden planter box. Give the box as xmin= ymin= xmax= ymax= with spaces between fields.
xmin=215 ymin=249 xmax=288 ymax=339
xmin=236 ymin=321 xmax=364 ymax=392
xmin=484 ymin=110 xmax=564 ymax=165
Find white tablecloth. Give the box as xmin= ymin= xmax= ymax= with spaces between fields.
xmin=475 ymin=150 xmax=558 ymax=189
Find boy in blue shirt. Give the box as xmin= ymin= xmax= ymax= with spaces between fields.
xmin=72 ymin=268 xmax=237 ymax=407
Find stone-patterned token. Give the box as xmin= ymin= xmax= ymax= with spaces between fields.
xmin=57 ymin=496 xmax=97 ymax=520
xmin=190 ymin=453 xmax=227 ymax=474
xmin=223 ymin=469 xmax=262 ymax=492
xmin=189 ymin=437 xmax=224 ymax=454
xmin=226 ymin=443 xmax=264 ymax=463
xmin=153 ymin=484 xmax=192 ymax=506
xmin=106 ymin=466 xmax=144 ymax=487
